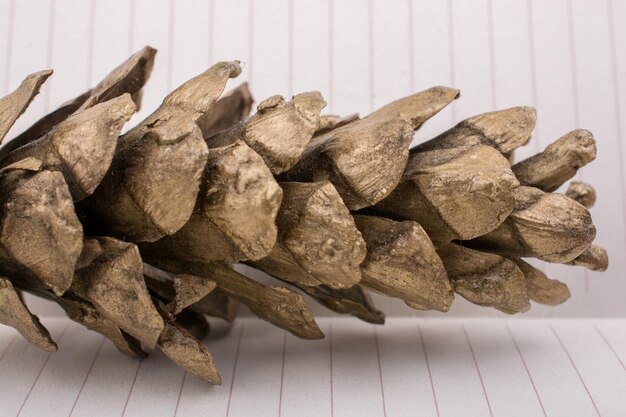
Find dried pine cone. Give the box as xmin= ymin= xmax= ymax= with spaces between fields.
xmin=0 ymin=46 xmax=606 ymax=384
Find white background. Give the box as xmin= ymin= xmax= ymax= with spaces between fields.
xmin=1 ymin=0 xmax=625 ymax=318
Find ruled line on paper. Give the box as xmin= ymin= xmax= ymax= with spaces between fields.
xmin=329 ymin=323 xmax=335 ymax=417
xmin=406 ymin=0 xmax=415 ymax=93
xmin=43 ymin=0 xmax=55 ymax=112
xmin=327 ymin=0 xmax=334 ymax=113
xmin=486 ymin=0 xmax=497 ymax=109
xmin=68 ymin=336 xmax=106 ymax=417
xmin=526 ymin=0 xmax=540 ymax=151
xmin=207 ymin=0 xmax=215 ymax=65
xmin=167 ymin=0 xmax=175 ymax=93
xmin=447 ymin=0 xmax=457 ymax=123
xmin=506 ymin=324 xmax=548 ymax=417
xmin=0 ymin=333 xmax=17 ymax=362
xmin=549 ymin=324 xmax=602 ymax=417
xmin=225 ymin=324 xmax=244 ymax=417
xmin=86 ymin=0 xmax=96 ymax=87
xmin=172 ymin=371 xmax=186 ymax=417
xmin=128 ymin=0 xmax=135 ymax=54
xmin=286 ymin=0 xmax=294 ymax=98
xmin=526 ymin=0 xmax=546 ymax=274
xmin=373 ymin=327 xmax=388 ymax=417
xmin=16 ymin=356 xmax=54 ymax=417
xmin=16 ymin=324 xmax=70 ymax=417
xmin=247 ymin=0 xmax=254 ymax=89
xmin=3 ymin=0 xmax=16 ymax=94
xmin=277 ymin=331 xmax=287 ymax=417
xmin=462 ymin=324 xmax=494 ymax=417
xmin=417 ymin=323 xmax=440 ymax=417
xmin=367 ymin=0 xmax=374 ymax=112
xmin=121 ymin=358 xmax=143 ymax=417
xmin=565 ymin=0 xmax=581 ymax=129
xmin=565 ymin=0 xmax=591 ymax=293
xmin=593 ymin=324 xmax=626 ymax=371
xmin=606 ymin=0 xmax=626 ymax=255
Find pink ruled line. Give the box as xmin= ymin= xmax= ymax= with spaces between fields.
xmin=606 ymin=0 xmax=626 ymax=257
xmin=43 ymin=0 xmax=56 ymax=113
xmin=506 ymin=323 xmax=548 ymax=417
xmin=417 ymin=324 xmax=440 ymax=417
xmin=329 ymin=323 xmax=334 ymax=417
xmin=486 ymin=0 xmax=497 ymax=110
xmin=128 ymin=0 xmax=136 ymax=54
xmin=287 ymin=0 xmax=294 ymax=98
xmin=328 ymin=0 xmax=334 ymax=113
xmin=225 ymin=324 xmax=245 ymax=417
xmin=447 ymin=0 xmax=457 ymax=123
xmin=549 ymin=324 xmax=602 ymax=417
xmin=406 ymin=0 xmax=415 ymax=94
xmin=0 ymin=333 xmax=18 ymax=361
xmin=86 ymin=0 xmax=96 ymax=88
xmin=121 ymin=357 xmax=144 ymax=417
xmin=247 ymin=0 xmax=255 ymax=88
xmin=3 ymin=0 xmax=16 ymax=94
xmin=526 ymin=0 xmax=547 ymax=275
xmin=68 ymin=336 xmax=106 ymax=417
xmin=167 ymin=0 xmax=175 ymax=93
xmin=373 ymin=327 xmax=388 ymax=417
xmin=172 ymin=370 xmax=187 ymax=417
xmin=525 ymin=0 xmax=541 ymax=152
xmin=462 ymin=324 xmax=494 ymax=417
xmin=565 ymin=0 xmax=590 ymax=292
xmin=565 ymin=0 xmax=581 ymax=128
xmin=16 ymin=323 xmax=70 ymax=417
xmin=207 ymin=0 xmax=215 ymax=65
xmin=593 ymin=324 xmax=626 ymax=371
xmin=367 ymin=0 xmax=374 ymax=112
xmin=277 ymin=331 xmax=287 ymax=417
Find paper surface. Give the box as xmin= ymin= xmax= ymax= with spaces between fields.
xmin=1 ymin=0 xmax=625 ymax=319
xmin=0 ymin=0 xmax=625 ymax=318
xmin=0 ymin=317 xmax=625 ymax=417
xmin=2 ymin=2 xmax=625 ymax=415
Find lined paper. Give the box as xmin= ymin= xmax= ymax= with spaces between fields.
xmin=1 ymin=2 xmax=625 ymax=415
xmin=0 ymin=0 xmax=624 ymax=318
xmin=0 ymin=317 xmax=625 ymax=417
xmin=1 ymin=0 xmax=624 ymax=319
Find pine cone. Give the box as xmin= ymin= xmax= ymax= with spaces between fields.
xmin=0 ymin=46 xmax=607 ymax=384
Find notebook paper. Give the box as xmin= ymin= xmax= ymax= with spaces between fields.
xmin=1 ymin=317 xmax=625 ymax=417
xmin=1 ymin=1 xmax=626 ymax=414
xmin=1 ymin=0 xmax=624 ymax=318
